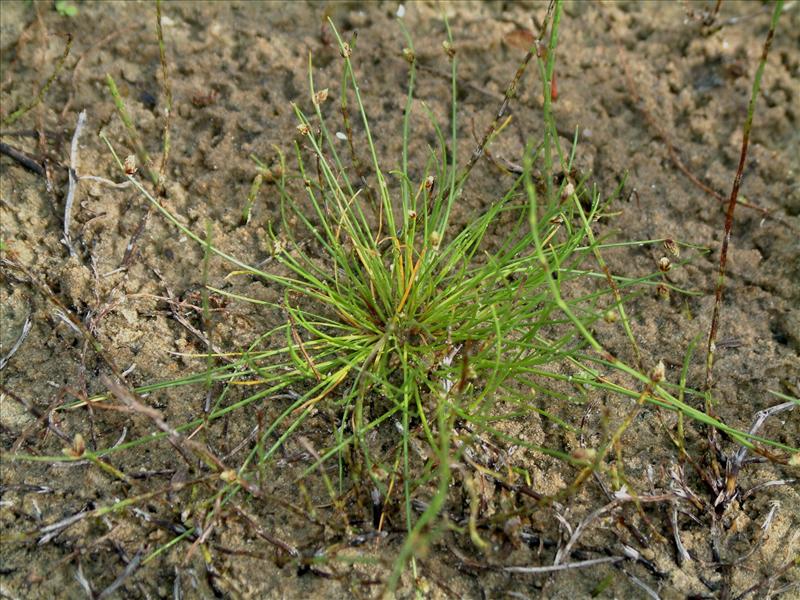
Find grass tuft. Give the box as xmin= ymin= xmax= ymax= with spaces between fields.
xmin=11 ymin=1 xmax=795 ymax=594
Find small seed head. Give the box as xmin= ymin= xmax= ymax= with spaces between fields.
xmin=313 ymin=88 xmax=329 ymax=105
xmin=466 ymin=364 xmax=477 ymax=380
xmin=408 ymin=209 xmax=417 ymax=220
xmin=340 ymin=42 xmax=351 ymax=58
xmin=271 ymin=238 xmax=286 ymax=256
xmin=416 ymin=577 xmax=431 ymax=594
xmin=657 ymin=282 xmax=670 ymax=300
xmin=124 ymin=154 xmax=137 ymax=175
xmin=442 ymin=40 xmax=455 ymax=59
xmin=424 ymin=175 xmax=435 ymax=190
xmin=260 ymin=163 xmax=282 ymax=183
xmin=296 ymin=123 xmax=311 ymax=136
xmin=604 ymin=309 xmax=619 ymax=324
xmin=371 ymin=465 xmax=389 ymax=481
xmin=430 ymin=230 xmax=442 ymax=249
xmin=650 ymin=360 xmax=666 ymax=383
xmin=571 ymin=447 xmax=597 ymax=463
xmin=402 ymin=47 xmax=415 ymax=64
xmin=66 ymin=433 xmax=85 ymax=458
xmin=658 ymin=256 xmax=671 ymax=272
xmin=664 ymin=238 xmax=680 ymax=257
xmin=561 ymin=181 xmax=575 ymax=200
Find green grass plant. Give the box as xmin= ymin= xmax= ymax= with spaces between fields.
xmin=14 ymin=1 xmax=797 ymax=594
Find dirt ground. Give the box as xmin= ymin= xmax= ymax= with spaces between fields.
xmin=1 ymin=1 xmax=798 ymax=599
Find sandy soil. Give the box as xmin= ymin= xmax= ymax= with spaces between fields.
xmin=1 ymin=1 xmax=798 ymax=598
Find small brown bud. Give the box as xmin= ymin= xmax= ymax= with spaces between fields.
xmin=657 ymin=283 xmax=670 ymax=300
xmin=663 ymin=238 xmax=680 ymax=257
xmin=424 ymin=175 xmax=435 ymax=190
xmin=658 ymin=256 xmax=671 ymax=272
xmin=64 ymin=433 xmax=85 ymax=458
xmin=650 ymin=360 xmax=665 ymax=383
xmin=313 ymin=88 xmax=329 ymax=105
xmin=571 ymin=447 xmax=597 ymax=463
xmin=408 ymin=210 xmax=417 ymax=220
xmin=296 ymin=123 xmax=311 ymax=136
xmin=402 ymin=47 xmax=415 ymax=64
xmin=370 ymin=465 xmax=389 ymax=481
xmin=340 ymin=42 xmax=352 ymax=58
xmin=73 ymin=433 xmax=85 ymax=456
xmin=124 ymin=154 xmax=137 ymax=175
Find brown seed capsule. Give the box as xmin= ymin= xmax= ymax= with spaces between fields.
xmin=340 ymin=42 xmax=351 ymax=58
xmin=650 ymin=360 xmax=665 ymax=383
xmin=64 ymin=433 xmax=85 ymax=458
xmin=657 ymin=283 xmax=670 ymax=300
xmin=408 ymin=210 xmax=417 ymax=220
xmin=571 ymin=447 xmax=597 ymax=463
xmin=73 ymin=433 xmax=85 ymax=456
xmin=313 ymin=88 xmax=329 ymax=105
xmin=442 ymin=40 xmax=455 ymax=59
xmin=124 ymin=154 xmax=137 ymax=175
xmin=424 ymin=175 xmax=435 ymax=190
xmin=370 ymin=465 xmax=389 ymax=481
xmin=658 ymin=256 xmax=671 ymax=272
xmin=296 ymin=123 xmax=311 ymax=136
xmin=191 ymin=89 xmax=219 ymax=108
xmin=663 ymin=238 xmax=680 ymax=257
xmin=402 ymin=47 xmax=415 ymax=64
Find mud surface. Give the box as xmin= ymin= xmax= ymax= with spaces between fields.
xmin=1 ymin=2 xmax=798 ymax=599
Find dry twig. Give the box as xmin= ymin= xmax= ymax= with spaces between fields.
xmin=63 ymin=109 xmax=86 ymax=256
